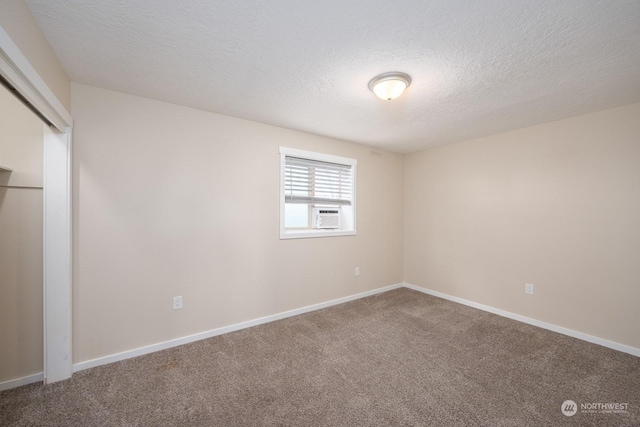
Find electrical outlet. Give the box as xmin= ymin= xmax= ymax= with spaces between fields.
xmin=525 ymin=283 xmax=534 ymax=295
xmin=173 ymin=296 xmax=183 ymax=310
xmin=355 ymin=267 xmax=360 ymax=276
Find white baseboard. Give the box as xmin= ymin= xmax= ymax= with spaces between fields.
xmin=0 ymin=372 xmax=43 ymax=392
xmin=5 ymin=282 xmax=636 ymax=391
xmin=73 ymin=283 xmax=404 ymax=372
xmin=403 ymin=282 xmax=640 ymax=358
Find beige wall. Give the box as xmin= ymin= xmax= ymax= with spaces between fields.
xmin=0 ymin=85 xmax=44 ymax=382
xmin=0 ymin=0 xmax=71 ymax=112
xmin=71 ymin=83 xmax=404 ymax=363
xmin=72 ymin=85 xmax=639 ymax=364
xmin=1 ymin=0 xmax=636 ymax=382
xmin=404 ymin=103 xmax=640 ymax=349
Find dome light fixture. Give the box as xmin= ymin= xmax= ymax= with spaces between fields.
xmin=368 ymin=72 xmax=412 ymax=101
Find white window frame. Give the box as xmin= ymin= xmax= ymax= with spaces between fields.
xmin=280 ymin=147 xmax=357 ymax=239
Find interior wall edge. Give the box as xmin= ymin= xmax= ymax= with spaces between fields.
xmin=0 ymin=1 xmax=71 ymax=111
xmin=72 ymin=283 xmax=404 ymax=373
xmin=2 ymin=280 xmax=637 ymax=392
xmin=0 ymin=372 xmax=43 ymax=392
xmin=404 ymin=282 xmax=640 ymax=358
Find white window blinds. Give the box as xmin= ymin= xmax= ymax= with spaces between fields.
xmin=284 ymin=156 xmax=353 ymax=206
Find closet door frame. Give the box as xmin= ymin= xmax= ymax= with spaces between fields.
xmin=0 ymin=27 xmax=73 ymax=383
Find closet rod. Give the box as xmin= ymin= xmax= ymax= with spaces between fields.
xmin=0 ymin=185 xmax=43 ymax=189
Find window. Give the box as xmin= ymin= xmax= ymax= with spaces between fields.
xmin=280 ymin=147 xmax=357 ymax=239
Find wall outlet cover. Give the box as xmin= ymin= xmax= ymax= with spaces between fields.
xmin=173 ymin=296 xmax=183 ymax=310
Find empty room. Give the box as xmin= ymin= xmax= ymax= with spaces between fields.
xmin=1 ymin=0 xmax=639 ymax=425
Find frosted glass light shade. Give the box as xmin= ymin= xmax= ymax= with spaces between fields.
xmin=368 ymin=72 xmax=411 ymax=100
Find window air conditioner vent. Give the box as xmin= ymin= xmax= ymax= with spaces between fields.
xmin=313 ymin=207 xmax=341 ymax=229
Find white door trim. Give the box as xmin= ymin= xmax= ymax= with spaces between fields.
xmin=0 ymin=29 xmax=71 ymax=131
xmin=43 ymin=127 xmax=73 ymax=383
xmin=0 ymin=26 xmax=73 ymax=383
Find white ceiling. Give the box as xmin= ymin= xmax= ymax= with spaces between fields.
xmin=25 ymin=0 xmax=640 ymax=153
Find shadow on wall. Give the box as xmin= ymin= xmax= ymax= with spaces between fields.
xmin=0 ymin=170 xmax=9 ymax=186
xmin=0 ymin=171 xmax=10 ymax=209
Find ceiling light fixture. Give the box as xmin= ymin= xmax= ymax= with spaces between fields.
xmin=368 ymin=72 xmax=412 ymax=101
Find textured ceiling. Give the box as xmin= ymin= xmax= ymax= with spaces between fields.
xmin=24 ymin=0 xmax=640 ymax=153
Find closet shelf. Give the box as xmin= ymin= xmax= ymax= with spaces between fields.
xmin=0 ymin=164 xmax=13 ymax=172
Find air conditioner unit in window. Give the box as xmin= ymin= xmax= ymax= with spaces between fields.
xmin=313 ymin=207 xmax=341 ymax=229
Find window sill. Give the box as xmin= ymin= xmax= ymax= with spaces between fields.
xmin=280 ymin=229 xmax=356 ymax=240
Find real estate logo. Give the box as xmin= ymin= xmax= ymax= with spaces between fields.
xmin=561 ymin=400 xmax=578 ymax=417
xmin=561 ymin=399 xmax=630 ymax=417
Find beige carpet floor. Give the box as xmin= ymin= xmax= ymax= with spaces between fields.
xmin=1 ymin=288 xmax=639 ymax=426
